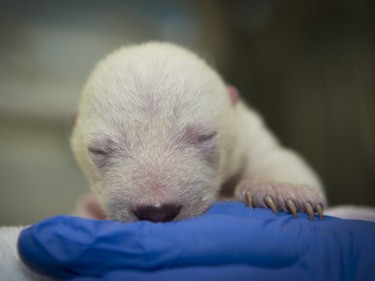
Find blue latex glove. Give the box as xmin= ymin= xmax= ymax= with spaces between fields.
xmin=18 ymin=202 xmax=375 ymax=281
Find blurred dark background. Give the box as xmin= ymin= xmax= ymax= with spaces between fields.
xmin=1 ymin=0 xmax=374 ymax=225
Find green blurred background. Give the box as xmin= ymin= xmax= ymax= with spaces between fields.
xmin=1 ymin=0 xmax=374 ymax=225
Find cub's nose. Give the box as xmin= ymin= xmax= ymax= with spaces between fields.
xmin=133 ymin=203 xmax=181 ymax=222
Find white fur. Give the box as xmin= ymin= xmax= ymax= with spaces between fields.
xmin=71 ymin=42 xmax=325 ymax=221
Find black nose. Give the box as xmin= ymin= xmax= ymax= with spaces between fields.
xmin=133 ymin=204 xmax=181 ymax=222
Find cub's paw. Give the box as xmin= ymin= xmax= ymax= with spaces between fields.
xmin=235 ymin=180 xmax=326 ymax=220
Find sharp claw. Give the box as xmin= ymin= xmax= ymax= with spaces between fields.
xmin=316 ymin=204 xmax=324 ymax=220
xmin=264 ymin=195 xmax=278 ymax=215
xmin=245 ymin=192 xmax=254 ymax=207
xmin=286 ymin=199 xmax=297 ymax=218
xmin=304 ymin=202 xmax=314 ymax=221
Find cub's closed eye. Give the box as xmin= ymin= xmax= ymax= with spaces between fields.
xmin=182 ymin=125 xmax=217 ymax=145
xmin=198 ymin=132 xmax=217 ymax=143
xmin=88 ymin=145 xmax=114 ymax=167
xmin=88 ymin=147 xmax=108 ymax=155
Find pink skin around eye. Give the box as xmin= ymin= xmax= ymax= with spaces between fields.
xmin=88 ymin=137 xmax=115 ymax=167
xmin=182 ymin=125 xmax=215 ymax=144
xmin=88 ymin=148 xmax=107 ymax=167
xmin=181 ymin=125 xmax=218 ymax=161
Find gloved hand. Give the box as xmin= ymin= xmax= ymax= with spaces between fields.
xmin=18 ymin=202 xmax=375 ymax=281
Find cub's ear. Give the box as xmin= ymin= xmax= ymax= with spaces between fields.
xmin=71 ymin=111 xmax=78 ymax=125
xmin=227 ymin=85 xmax=240 ymax=106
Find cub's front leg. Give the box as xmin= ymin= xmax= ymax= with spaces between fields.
xmin=234 ymin=110 xmax=326 ymax=220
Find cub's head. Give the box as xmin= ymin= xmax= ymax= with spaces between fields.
xmin=71 ymin=42 xmax=238 ymax=222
